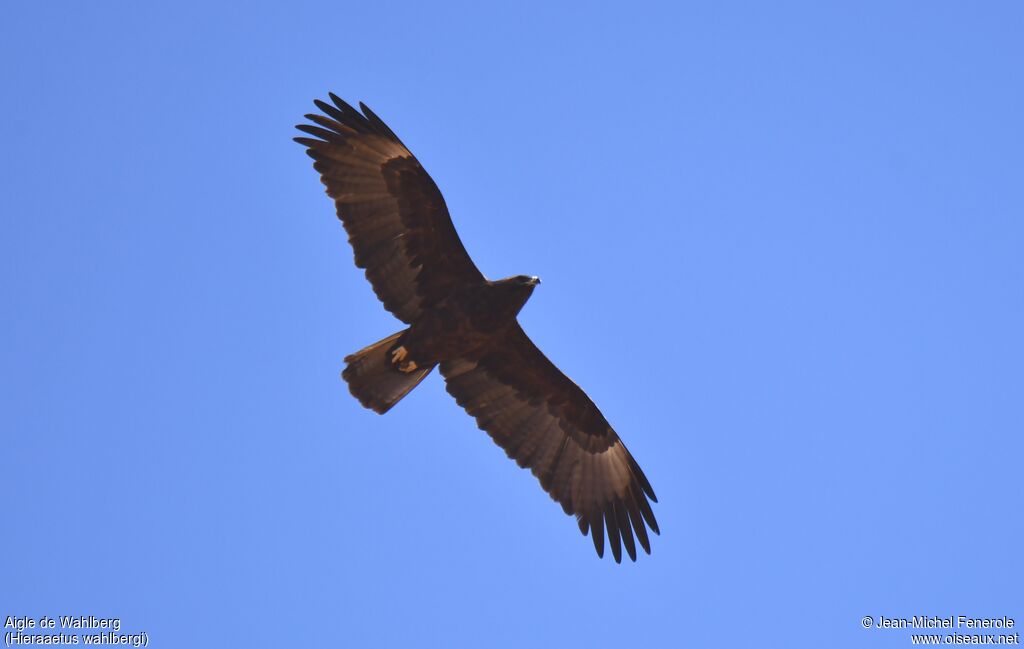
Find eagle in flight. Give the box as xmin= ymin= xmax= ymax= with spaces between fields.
xmin=295 ymin=94 xmax=659 ymax=562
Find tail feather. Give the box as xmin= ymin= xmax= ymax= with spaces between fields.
xmin=342 ymin=330 xmax=434 ymax=414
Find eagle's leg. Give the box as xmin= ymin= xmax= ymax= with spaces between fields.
xmin=390 ymin=346 xmax=419 ymax=373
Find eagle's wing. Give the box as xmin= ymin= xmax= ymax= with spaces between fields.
xmin=295 ymin=95 xmax=485 ymax=323
xmin=440 ymin=324 xmax=659 ymax=562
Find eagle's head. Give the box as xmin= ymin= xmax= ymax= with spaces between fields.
xmin=493 ymin=275 xmax=541 ymax=317
xmin=512 ymin=275 xmax=541 ymax=298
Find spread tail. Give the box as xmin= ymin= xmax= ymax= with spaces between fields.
xmin=342 ymin=330 xmax=434 ymax=414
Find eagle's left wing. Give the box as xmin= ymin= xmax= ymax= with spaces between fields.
xmin=440 ymin=324 xmax=659 ymax=562
xmin=294 ymin=95 xmax=485 ymax=324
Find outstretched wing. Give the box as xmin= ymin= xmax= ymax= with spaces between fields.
xmin=295 ymin=94 xmax=484 ymax=323
xmin=440 ymin=324 xmax=659 ymax=562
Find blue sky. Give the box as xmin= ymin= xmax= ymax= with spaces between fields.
xmin=3 ymin=2 xmax=1022 ymax=647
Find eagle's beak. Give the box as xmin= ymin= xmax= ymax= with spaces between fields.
xmin=529 ymin=276 xmax=541 ymax=286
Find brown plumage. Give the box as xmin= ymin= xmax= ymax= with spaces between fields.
xmin=295 ymin=94 xmax=659 ymax=562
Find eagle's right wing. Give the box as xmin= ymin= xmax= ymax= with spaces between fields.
xmin=440 ymin=324 xmax=659 ymax=562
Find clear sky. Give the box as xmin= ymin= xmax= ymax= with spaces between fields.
xmin=3 ymin=2 xmax=1022 ymax=647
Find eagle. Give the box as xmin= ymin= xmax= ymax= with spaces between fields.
xmin=294 ymin=94 xmax=659 ymax=562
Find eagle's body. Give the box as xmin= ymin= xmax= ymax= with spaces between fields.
xmin=343 ymin=275 xmax=539 ymax=411
xmin=296 ymin=95 xmax=659 ymax=562
xmin=394 ymin=275 xmax=539 ymax=372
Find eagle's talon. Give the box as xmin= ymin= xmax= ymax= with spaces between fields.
xmin=391 ymin=346 xmax=418 ymax=373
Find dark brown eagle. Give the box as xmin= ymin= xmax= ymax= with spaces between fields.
xmin=294 ymin=94 xmax=659 ymax=562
